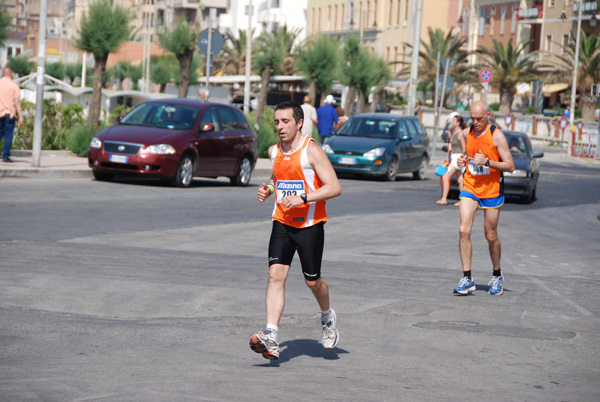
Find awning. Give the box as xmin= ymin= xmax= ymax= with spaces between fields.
xmin=542 ymin=83 xmax=569 ymax=97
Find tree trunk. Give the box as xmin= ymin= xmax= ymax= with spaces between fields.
xmin=255 ymin=64 xmax=271 ymax=124
xmin=87 ymin=54 xmax=108 ymax=128
xmin=370 ymin=77 xmax=387 ymax=113
xmin=499 ymin=86 xmax=515 ymax=115
xmin=177 ymin=48 xmax=194 ymax=98
xmin=344 ymin=85 xmax=356 ymax=117
xmin=356 ymin=91 xmax=366 ymax=114
xmin=581 ymin=93 xmax=596 ymax=121
xmin=308 ymin=79 xmax=317 ymax=106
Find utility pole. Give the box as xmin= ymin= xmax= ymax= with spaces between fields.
xmin=243 ymin=0 xmax=253 ymax=115
xmin=32 ymin=0 xmax=48 ymax=167
xmin=407 ymin=0 xmax=423 ymax=116
xmin=205 ymin=8 xmax=215 ymax=98
xmin=568 ymin=1 xmax=584 ymax=157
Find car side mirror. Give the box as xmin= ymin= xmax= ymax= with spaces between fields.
xmin=199 ymin=123 xmax=215 ymax=133
xmin=115 ymin=115 xmax=123 ymax=123
xmin=532 ymin=151 xmax=544 ymax=158
xmin=329 ymin=130 xmax=336 ymax=136
xmin=442 ymin=145 xmax=449 ymax=152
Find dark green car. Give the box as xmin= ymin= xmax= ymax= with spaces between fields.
xmin=322 ymin=114 xmax=430 ymax=181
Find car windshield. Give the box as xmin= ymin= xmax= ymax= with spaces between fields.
xmin=506 ymin=134 xmax=528 ymax=156
xmin=120 ymin=103 xmax=200 ymax=130
xmin=336 ymin=117 xmax=398 ymax=139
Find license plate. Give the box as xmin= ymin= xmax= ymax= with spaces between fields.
xmin=109 ymin=154 xmax=129 ymax=163
xmin=338 ymin=157 xmax=356 ymax=165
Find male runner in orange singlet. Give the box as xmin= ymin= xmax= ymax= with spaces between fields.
xmin=249 ymin=101 xmax=342 ymax=360
xmin=454 ymin=100 xmax=514 ymax=296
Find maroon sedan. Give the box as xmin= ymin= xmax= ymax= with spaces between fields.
xmin=88 ymin=99 xmax=257 ymax=187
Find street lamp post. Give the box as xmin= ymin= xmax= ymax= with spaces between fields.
xmin=407 ymin=0 xmax=423 ymax=116
xmin=568 ymin=0 xmax=584 ymax=157
xmin=243 ymin=0 xmax=252 ymax=115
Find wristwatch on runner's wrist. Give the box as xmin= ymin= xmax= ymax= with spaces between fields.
xmin=484 ymin=158 xmax=490 ymax=167
xmin=300 ymin=193 xmax=308 ymax=204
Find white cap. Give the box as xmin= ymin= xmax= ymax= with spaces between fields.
xmin=447 ymin=111 xmax=460 ymax=123
xmin=325 ymin=95 xmax=335 ymax=104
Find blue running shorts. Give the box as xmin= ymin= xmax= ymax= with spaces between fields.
xmin=459 ymin=190 xmax=504 ymax=209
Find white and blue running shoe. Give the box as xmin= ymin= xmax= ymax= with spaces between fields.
xmin=488 ymin=275 xmax=504 ymax=295
xmin=453 ymin=276 xmax=476 ymax=295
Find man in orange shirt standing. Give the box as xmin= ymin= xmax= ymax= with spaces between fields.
xmin=0 ymin=67 xmax=24 ymax=163
xmin=250 ymin=101 xmax=342 ymax=360
xmin=454 ymin=100 xmax=514 ymax=296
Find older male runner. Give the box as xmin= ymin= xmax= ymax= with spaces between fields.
xmin=454 ymin=100 xmax=514 ymax=296
xmin=250 ymin=101 xmax=342 ymax=360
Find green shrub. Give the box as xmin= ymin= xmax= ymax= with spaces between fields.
xmin=67 ymin=123 xmax=106 ymax=157
xmin=13 ymin=99 xmax=85 ymax=150
xmin=525 ymin=105 xmax=536 ymax=115
xmin=489 ymin=103 xmax=500 ymax=112
xmin=246 ymin=108 xmax=279 ymax=158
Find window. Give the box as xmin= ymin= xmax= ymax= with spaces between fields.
xmin=511 ymin=4 xmax=517 ymax=34
xmin=562 ymin=34 xmax=569 ymax=54
xmin=405 ymin=119 xmax=417 ymax=138
xmin=500 ymin=5 xmax=506 ymax=35
xmin=396 ymin=0 xmax=401 ymax=25
xmin=546 ymin=35 xmax=552 ymax=52
xmin=217 ymin=107 xmax=238 ymax=131
xmin=462 ymin=8 xmax=469 ymax=36
xmin=328 ymin=6 xmax=331 ymax=30
xmin=335 ymin=5 xmax=338 ymax=30
xmin=479 ymin=8 xmax=486 ymax=36
xmin=549 ymin=0 xmax=556 ymax=7
xmin=200 ymin=107 xmax=220 ymax=131
xmin=232 ymin=108 xmax=251 ymax=130
xmin=389 ymin=0 xmax=393 ymax=26
xmin=404 ymin=0 xmax=409 ymax=24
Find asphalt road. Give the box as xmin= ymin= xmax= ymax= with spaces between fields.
xmin=0 ymin=158 xmax=599 ymax=401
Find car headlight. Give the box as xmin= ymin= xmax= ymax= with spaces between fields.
xmin=505 ymin=169 xmax=528 ymax=178
xmin=89 ymin=137 xmax=102 ymax=149
xmin=143 ymin=144 xmax=176 ymax=154
xmin=363 ymin=147 xmax=385 ymax=158
xmin=322 ymin=144 xmax=334 ymax=154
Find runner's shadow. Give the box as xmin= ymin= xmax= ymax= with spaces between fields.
xmin=254 ymin=339 xmax=349 ymax=367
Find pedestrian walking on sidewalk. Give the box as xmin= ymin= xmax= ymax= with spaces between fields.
xmin=0 ymin=67 xmax=24 ymax=163
xmin=453 ymin=100 xmax=514 ymax=296
xmin=250 ymin=101 xmax=342 ymax=360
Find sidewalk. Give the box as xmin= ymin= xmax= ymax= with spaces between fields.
xmin=0 ymin=150 xmax=275 ymax=178
xmin=1 ymin=149 xmax=598 ymax=179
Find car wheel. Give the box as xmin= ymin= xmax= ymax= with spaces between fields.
xmin=522 ymin=187 xmax=536 ymax=204
xmin=412 ymin=155 xmax=427 ymax=180
xmin=230 ymin=156 xmax=253 ymax=186
xmin=383 ymin=156 xmax=399 ymax=181
xmin=171 ymin=154 xmax=194 ymax=187
xmin=92 ymin=170 xmax=113 ymax=182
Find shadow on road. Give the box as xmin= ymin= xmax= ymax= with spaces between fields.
xmin=253 ymin=339 xmax=349 ymax=367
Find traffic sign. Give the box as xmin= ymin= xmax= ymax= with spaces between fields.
xmin=479 ymin=68 xmax=493 ymax=83
xmin=560 ymin=115 xmax=568 ymax=130
xmin=505 ymin=113 xmax=512 ymax=127
xmin=198 ymin=29 xmax=224 ymax=56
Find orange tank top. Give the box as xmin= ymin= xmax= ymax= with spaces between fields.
xmin=462 ymin=125 xmax=504 ymax=198
xmin=270 ymin=136 xmax=327 ymax=228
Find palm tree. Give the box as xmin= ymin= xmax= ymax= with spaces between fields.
xmin=253 ymin=30 xmax=285 ymax=123
xmin=158 ymin=18 xmax=199 ymax=98
xmin=369 ymin=58 xmax=393 ymax=113
xmin=340 ymin=36 xmax=363 ymax=117
xmin=476 ymin=39 xmax=542 ymax=115
xmin=274 ymin=25 xmax=303 ymax=76
xmin=401 ymin=27 xmax=469 ymax=107
xmin=0 ymin=3 xmax=11 ymax=46
xmin=218 ymin=29 xmax=253 ymax=75
xmin=74 ymin=0 xmax=132 ymax=128
xmin=296 ymin=34 xmax=339 ymax=106
xmin=550 ymin=31 xmax=600 ymax=121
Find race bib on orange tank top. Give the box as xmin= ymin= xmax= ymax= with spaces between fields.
xmin=270 ymin=136 xmax=327 ymax=229
xmin=462 ymin=126 xmax=503 ymax=199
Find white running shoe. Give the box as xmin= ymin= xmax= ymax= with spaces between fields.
xmin=322 ymin=309 xmax=339 ymax=349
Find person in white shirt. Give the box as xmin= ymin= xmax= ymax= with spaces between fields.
xmin=300 ymin=96 xmax=318 ymax=138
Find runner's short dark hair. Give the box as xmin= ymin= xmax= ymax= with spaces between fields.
xmin=275 ymin=101 xmax=304 ymax=124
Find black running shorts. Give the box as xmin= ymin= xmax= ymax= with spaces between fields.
xmin=268 ymin=220 xmax=325 ymax=281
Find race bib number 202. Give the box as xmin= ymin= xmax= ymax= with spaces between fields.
xmin=276 ymin=180 xmax=305 ymax=203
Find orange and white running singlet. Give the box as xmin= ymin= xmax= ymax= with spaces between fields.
xmin=270 ymin=135 xmax=327 ymax=228
xmin=462 ymin=125 xmax=504 ymax=199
